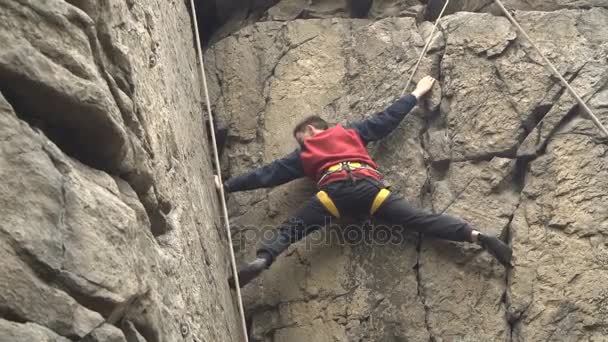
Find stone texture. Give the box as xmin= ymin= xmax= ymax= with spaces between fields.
xmin=266 ymin=0 xmax=352 ymax=20
xmin=422 ymin=158 xmax=519 ymax=340
xmin=197 ymin=0 xmax=280 ymax=45
xmin=2 ymin=0 xmax=607 ymax=341
xmin=264 ymin=0 xmax=422 ymax=20
xmin=0 ymin=319 xmax=71 ymax=342
xmin=0 ymin=94 xmax=106 ymax=340
xmin=207 ymin=5 xmax=608 ymax=342
xmin=0 ymin=0 xmax=137 ymax=175
xmin=265 ymin=0 xmax=309 ymax=20
xmin=121 ymin=320 xmax=147 ymax=342
xmin=83 ymin=324 xmax=128 ymax=342
xmin=425 ymin=0 xmax=608 ymax=20
xmin=509 ymin=123 xmax=608 ymax=341
xmin=369 ymin=0 xmax=424 ymax=18
xmin=0 ymin=0 xmax=243 ymax=341
xmin=510 ymin=9 xmax=608 ymax=158
xmin=437 ymin=12 xmax=520 ymax=160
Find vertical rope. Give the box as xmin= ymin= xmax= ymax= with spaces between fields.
xmin=188 ymin=1 xmax=249 ymax=341
xmin=493 ymin=0 xmax=608 ymax=137
xmin=401 ymin=0 xmax=451 ymax=97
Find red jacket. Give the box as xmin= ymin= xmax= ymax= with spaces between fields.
xmin=300 ymin=124 xmax=380 ymax=186
xmin=224 ymin=94 xmax=417 ymax=192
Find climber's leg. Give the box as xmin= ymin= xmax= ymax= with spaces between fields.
xmin=374 ymin=194 xmax=473 ymax=241
xmin=259 ymin=195 xmax=334 ymax=261
xmin=373 ymin=193 xmax=512 ymax=266
xmin=230 ymin=196 xmax=334 ymax=288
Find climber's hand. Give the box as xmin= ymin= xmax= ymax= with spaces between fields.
xmin=214 ymin=175 xmax=223 ymax=191
xmin=412 ymin=75 xmax=436 ymax=99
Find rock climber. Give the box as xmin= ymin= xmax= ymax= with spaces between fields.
xmin=218 ymin=76 xmax=512 ymax=288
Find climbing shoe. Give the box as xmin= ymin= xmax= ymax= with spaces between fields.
xmin=228 ymin=257 xmax=269 ymax=288
xmin=479 ymin=234 xmax=512 ymax=267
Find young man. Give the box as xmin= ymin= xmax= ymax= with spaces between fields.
xmin=221 ymin=76 xmax=512 ymax=288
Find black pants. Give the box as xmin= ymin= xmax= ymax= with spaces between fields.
xmin=259 ymin=177 xmax=474 ymax=262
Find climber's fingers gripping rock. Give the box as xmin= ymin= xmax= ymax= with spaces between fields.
xmin=214 ymin=175 xmax=223 ymax=191
xmin=412 ymin=75 xmax=436 ymax=99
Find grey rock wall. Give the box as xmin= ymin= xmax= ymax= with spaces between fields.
xmin=2 ymin=0 xmax=607 ymax=340
xmin=206 ymin=3 xmax=608 ymax=342
xmin=425 ymin=0 xmax=608 ymax=20
xmin=265 ymin=0 xmax=424 ymax=20
xmin=0 ymin=0 xmax=242 ymax=341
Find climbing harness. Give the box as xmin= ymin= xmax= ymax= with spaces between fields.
xmin=316 ymin=186 xmax=392 ymax=218
xmin=316 ymin=190 xmax=341 ymax=218
xmin=370 ymin=188 xmax=391 ymax=215
xmin=492 ymin=0 xmax=608 ymax=138
xmin=315 ymin=161 xmax=393 ymax=218
xmin=317 ymin=161 xmax=379 ymax=185
xmin=188 ymin=1 xmax=249 ymax=341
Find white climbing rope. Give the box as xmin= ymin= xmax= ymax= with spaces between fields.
xmin=493 ymin=0 xmax=608 ymax=138
xmin=188 ymin=1 xmax=249 ymax=341
xmin=400 ymin=0 xmax=452 ymax=97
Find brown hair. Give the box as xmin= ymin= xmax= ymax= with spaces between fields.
xmin=293 ymin=115 xmax=329 ymax=138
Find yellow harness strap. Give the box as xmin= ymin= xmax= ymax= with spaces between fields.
xmin=370 ymin=188 xmax=391 ymax=215
xmin=317 ymin=188 xmax=390 ymax=218
xmin=316 ymin=190 xmax=341 ymax=218
xmin=326 ymin=162 xmax=363 ymax=173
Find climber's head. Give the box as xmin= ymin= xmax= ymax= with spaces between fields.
xmin=293 ymin=115 xmax=329 ymax=146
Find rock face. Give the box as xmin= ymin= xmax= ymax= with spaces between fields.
xmin=425 ymin=0 xmax=608 ymax=19
xmin=2 ymin=0 xmax=607 ymax=341
xmin=206 ymin=3 xmax=608 ymax=342
xmin=265 ymin=0 xmax=425 ymax=20
xmin=0 ymin=0 xmax=243 ymax=341
xmin=201 ymin=0 xmax=428 ymax=45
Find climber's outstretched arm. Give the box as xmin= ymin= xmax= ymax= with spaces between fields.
xmin=223 ymin=150 xmax=304 ymax=193
xmin=348 ymin=76 xmax=435 ymax=144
